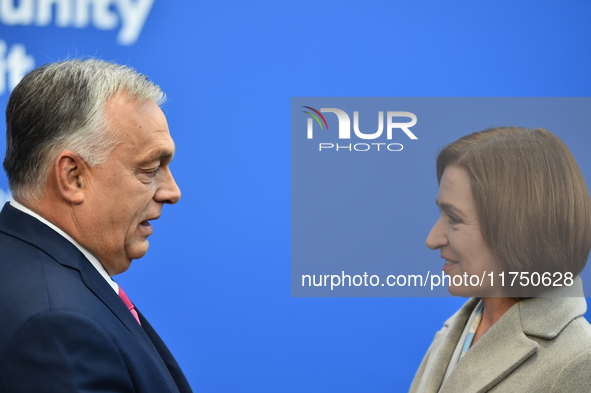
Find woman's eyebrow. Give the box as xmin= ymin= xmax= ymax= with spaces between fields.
xmin=435 ymin=199 xmax=465 ymax=217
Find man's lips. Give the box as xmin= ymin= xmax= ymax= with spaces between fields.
xmin=140 ymin=214 xmax=160 ymax=225
xmin=139 ymin=216 xmax=159 ymax=235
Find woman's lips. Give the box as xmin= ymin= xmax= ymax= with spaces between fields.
xmin=442 ymin=258 xmax=458 ymax=271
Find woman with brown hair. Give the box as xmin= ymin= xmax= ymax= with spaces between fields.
xmin=410 ymin=127 xmax=591 ymax=393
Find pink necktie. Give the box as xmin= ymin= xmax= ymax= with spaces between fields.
xmin=118 ymin=286 xmax=142 ymax=325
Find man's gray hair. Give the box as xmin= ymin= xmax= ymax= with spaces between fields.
xmin=3 ymin=58 xmax=165 ymax=202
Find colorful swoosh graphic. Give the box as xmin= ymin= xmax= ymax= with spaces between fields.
xmin=302 ymin=106 xmax=329 ymax=129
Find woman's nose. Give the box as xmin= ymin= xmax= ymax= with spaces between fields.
xmin=426 ymin=216 xmax=448 ymax=250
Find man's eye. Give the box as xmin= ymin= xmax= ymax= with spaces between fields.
xmin=145 ymin=168 xmax=159 ymax=177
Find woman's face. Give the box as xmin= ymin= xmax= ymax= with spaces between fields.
xmin=426 ymin=165 xmax=501 ymax=297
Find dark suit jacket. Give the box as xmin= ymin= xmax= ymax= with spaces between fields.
xmin=0 ymin=203 xmax=193 ymax=393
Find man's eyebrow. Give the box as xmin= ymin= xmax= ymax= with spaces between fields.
xmin=139 ymin=147 xmax=176 ymax=165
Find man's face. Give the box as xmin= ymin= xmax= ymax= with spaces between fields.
xmin=76 ymin=94 xmax=181 ymax=275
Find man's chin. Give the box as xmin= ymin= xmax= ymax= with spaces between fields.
xmin=126 ymin=240 xmax=150 ymax=262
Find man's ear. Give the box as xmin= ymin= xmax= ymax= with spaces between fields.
xmin=54 ymin=151 xmax=87 ymax=204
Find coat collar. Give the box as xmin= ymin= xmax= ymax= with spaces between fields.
xmin=518 ymin=278 xmax=587 ymax=339
xmin=437 ymin=279 xmax=586 ymax=393
xmin=0 ymin=203 xmax=146 ymax=338
xmin=0 ymin=202 xmax=84 ymax=271
xmin=411 ymin=298 xmax=479 ymax=393
xmin=439 ymin=301 xmax=538 ymax=393
xmin=0 ymin=203 xmax=181 ymax=393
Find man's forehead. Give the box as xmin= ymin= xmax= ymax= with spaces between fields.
xmin=105 ymin=93 xmax=175 ymax=162
xmin=106 ymin=92 xmax=163 ymax=121
xmin=106 ymin=90 xmax=145 ymax=105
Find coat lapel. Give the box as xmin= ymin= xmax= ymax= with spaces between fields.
xmin=410 ymin=276 xmax=587 ymax=393
xmin=138 ymin=310 xmax=193 ymax=393
xmin=439 ymin=279 xmax=586 ymax=393
xmin=410 ymin=298 xmax=479 ymax=393
xmin=439 ymin=303 xmax=538 ymax=393
xmin=77 ymin=264 xmax=182 ymax=393
xmin=0 ymin=203 xmax=182 ymax=393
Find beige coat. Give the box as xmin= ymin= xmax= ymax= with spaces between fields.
xmin=410 ymin=278 xmax=591 ymax=393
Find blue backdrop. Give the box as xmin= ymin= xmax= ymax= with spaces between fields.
xmin=1 ymin=1 xmax=590 ymax=391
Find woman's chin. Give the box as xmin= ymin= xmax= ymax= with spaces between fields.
xmin=447 ymin=284 xmax=502 ymax=298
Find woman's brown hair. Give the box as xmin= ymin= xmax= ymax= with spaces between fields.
xmin=437 ymin=127 xmax=591 ymax=296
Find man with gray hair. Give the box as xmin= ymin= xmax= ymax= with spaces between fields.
xmin=0 ymin=59 xmax=192 ymax=392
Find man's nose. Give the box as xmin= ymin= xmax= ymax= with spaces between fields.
xmin=155 ymin=168 xmax=181 ymax=204
xmin=425 ymin=216 xmax=447 ymax=250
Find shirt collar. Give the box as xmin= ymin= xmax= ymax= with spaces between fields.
xmin=9 ymin=199 xmax=119 ymax=294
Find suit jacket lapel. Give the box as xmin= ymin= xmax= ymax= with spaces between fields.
xmin=0 ymin=204 xmax=150 ymax=348
xmin=69 ymin=232 xmax=183 ymax=393
xmin=138 ymin=310 xmax=193 ymax=393
xmin=0 ymin=204 xmax=182 ymax=393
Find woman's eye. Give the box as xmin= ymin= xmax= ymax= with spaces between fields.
xmin=447 ymin=214 xmax=461 ymax=224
